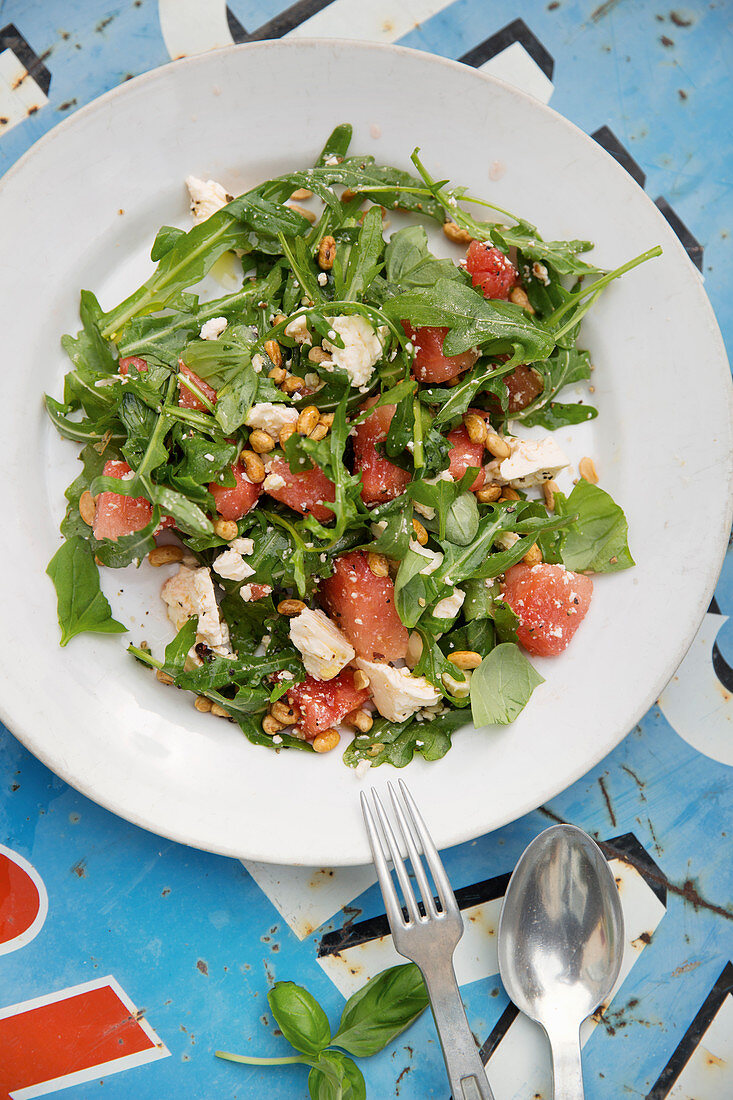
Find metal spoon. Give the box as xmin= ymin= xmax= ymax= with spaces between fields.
xmin=497 ymin=825 xmax=624 ymax=1099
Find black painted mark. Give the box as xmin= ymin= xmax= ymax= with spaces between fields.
xmin=598 ymin=832 xmax=668 ymax=905
xmin=591 ymin=125 xmax=646 ymax=187
xmin=646 ymin=961 xmax=732 ymax=1098
xmin=654 ymin=196 xmax=703 ymax=270
xmin=0 ymin=23 xmax=52 ymax=95
xmin=458 ymin=18 xmax=554 ymax=81
xmin=239 ymin=0 xmax=335 ymax=42
xmin=479 ymin=1002 xmax=519 ymax=1064
xmin=226 ymin=6 xmax=248 ymax=42
xmin=708 ymin=596 xmax=733 ymax=693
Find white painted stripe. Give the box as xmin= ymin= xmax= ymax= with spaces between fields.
xmin=286 ymin=0 xmax=455 ymax=42
xmin=0 ymin=843 xmax=48 ymax=957
xmin=0 ymin=49 xmax=49 ymax=134
xmin=158 ymin=0 xmax=234 ymax=60
xmin=242 ymin=859 xmax=376 ymax=940
xmin=477 ymin=42 xmax=555 ymax=105
xmin=668 ymin=994 xmax=733 ymax=1098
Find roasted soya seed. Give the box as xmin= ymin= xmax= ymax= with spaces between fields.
xmin=148 ymin=545 xmax=184 ymax=567
xmin=213 ymin=518 xmax=238 ymax=540
xmin=412 ymin=518 xmax=429 ymax=546
xmin=241 ymin=449 xmax=266 ymax=484
xmin=194 ymin=696 xmax=213 ymax=713
xmin=447 ymin=651 xmax=482 ymax=670
xmin=523 ymin=543 xmax=543 ymax=566
xmin=317 ymin=235 xmax=336 ymax=270
xmin=268 ymin=365 xmax=287 ymax=384
xmin=579 ymin=456 xmax=598 ymax=484
xmin=290 ymin=187 xmax=312 ymax=201
xmin=297 ymin=405 xmax=320 ymax=436
xmin=542 ymin=480 xmax=558 ymax=510
xmin=279 ymin=423 xmax=297 ymax=447
xmin=248 ymin=428 xmax=276 ymax=453
xmin=485 ymin=432 xmax=511 ymax=460
xmin=156 ymin=669 xmax=175 ymax=684
xmin=476 ymin=484 xmax=502 ymax=503
xmin=264 ymin=339 xmax=282 ymax=368
xmin=463 ymin=411 xmax=487 ymax=445
xmin=278 ymin=598 xmax=306 ymax=616
xmin=78 ymin=490 xmax=96 ymax=526
xmin=353 ymin=670 xmax=370 ymax=691
xmin=367 ymin=552 xmax=389 ymax=577
xmin=210 ymin=703 xmax=230 ymax=718
xmin=281 ymin=375 xmax=306 ymax=395
xmin=270 ymin=700 xmax=298 ymax=726
xmin=344 ymin=708 xmax=373 ymax=732
xmin=500 ymin=487 xmax=520 ymax=502
xmin=309 ymin=422 xmax=329 ymax=441
xmin=308 ymin=346 xmax=331 ymax=364
xmin=289 ymin=203 xmax=317 ymax=224
xmin=262 ymin=714 xmax=284 ymax=736
xmin=443 ymin=220 xmax=472 ymax=244
xmin=313 ymin=729 xmax=340 ymax=753
xmin=509 ymin=286 xmax=535 ymax=313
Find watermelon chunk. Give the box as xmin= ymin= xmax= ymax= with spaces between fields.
xmin=320 ymin=550 xmax=409 ymax=661
xmin=288 ymin=668 xmax=371 ymax=738
xmin=92 ymin=460 xmax=153 ymax=541
xmin=501 ymin=563 xmax=593 ymax=656
xmin=118 ymin=356 xmax=148 ymax=375
xmin=179 ymin=362 xmax=217 ymax=410
xmin=402 ymin=322 xmax=478 ymax=384
xmin=465 ymin=241 xmax=518 ymax=301
xmin=447 ymin=426 xmax=485 ymax=490
xmin=352 ymin=400 xmax=411 ymax=505
xmin=209 ymin=463 xmax=261 ymax=520
xmin=264 ymin=457 xmax=337 ymax=523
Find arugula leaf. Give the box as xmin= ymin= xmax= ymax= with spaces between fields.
xmin=426 ymin=361 xmax=515 ymax=428
xmin=556 ymin=479 xmax=634 ymax=572
xmin=511 ymin=347 xmax=594 ymax=429
xmin=150 ymin=224 xmax=185 ymax=261
xmin=470 ymin=643 xmax=544 ymax=726
xmin=383 ymin=278 xmax=555 ymax=362
xmin=46 ymin=537 xmax=126 ymax=645
xmin=521 ymin=400 xmax=597 ymax=430
xmin=492 ymin=224 xmax=602 ymax=278
xmin=343 ymin=206 xmax=385 ymax=301
xmin=267 ymin=982 xmax=331 ymax=1057
xmin=60 ymin=442 xmax=114 ymax=541
xmin=44 ymin=396 xmax=124 ymax=447
xmin=345 ymin=709 xmax=467 ymax=767
xmin=333 ymin=963 xmax=428 ymax=1057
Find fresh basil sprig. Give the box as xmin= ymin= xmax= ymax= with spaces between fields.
xmin=216 ymin=964 xmax=429 ymax=1098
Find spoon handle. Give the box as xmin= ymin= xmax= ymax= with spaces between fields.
xmin=549 ymin=1029 xmax=584 ymax=1100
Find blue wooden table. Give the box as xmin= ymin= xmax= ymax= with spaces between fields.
xmin=1 ymin=2 xmax=731 ymax=1096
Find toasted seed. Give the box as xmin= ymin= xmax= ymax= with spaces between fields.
xmin=367 ymin=552 xmax=389 ymax=578
xmin=308 ymin=346 xmax=331 ymax=363
xmin=264 ymin=339 xmax=282 ymax=368
xmin=279 ymin=423 xmax=297 ymax=448
xmin=463 ymin=411 xmax=488 ymax=446
xmin=443 ymin=220 xmax=473 ymax=244
xmin=313 ymin=729 xmax=341 ymax=753
xmin=344 ymin=707 xmax=373 ymax=732
xmin=78 ymin=490 xmax=96 ymax=526
xmin=272 ymin=313 xmax=287 ymax=326
xmin=213 ymin=517 xmax=239 ymax=540
xmin=156 ymin=669 xmax=175 ymax=685
xmin=278 ymin=598 xmax=306 ymax=616
xmin=353 ymin=670 xmax=371 ymax=691
xmin=475 ymin=484 xmax=502 ymax=503
xmin=194 ymin=696 xmax=213 ymax=712
xmin=148 ymin=545 xmax=184 ymax=567
xmin=268 ymin=365 xmax=287 ymax=384
xmin=309 ymin=422 xmax=329 ymax=441
xmin=320 ymin=413 xmax=335 ymax=428
xmin=289 ymin=202 xmax=317 ymax=224
xmin=262 ymin=714 xmax=285 ymax=736
xmin=317 ymin=235 xmax=336 ymax=270
xmin=249 ymin=428 xmax=276 ymax=453
xmin=290 ymin=187 xmax=313 ymax=201
xmin=297 ymin=405 xmax=320 ymax=436
xmin=447 ymin=650 xmax=482 ymax=670
xmin=485 ymin=432 xmax=511 ymax=460
xmin=499 ymin=487 xmax=521 ymax=502
xmin=341 ymin=188 xmax=357 ymax=202
xmin=211 ymin=703 xmax=231 ymax=718
xmin=542 ymin=480 xmax=558 ymax=511
xmin=523 ymin=542 xmax=543 ymax=566
xmin=241 ymin=449 xmax=266 ymax=484
xmin=579 ymin=456 xmax=598 ymax=484
xmin=509 ymin=286 xmax=535 ymax=314
xmin=412 ymin=517 xmax=429 ymax=546
xmin=271 ymin=700 xmax=299 ymax=726
xmin=281 ymin=375 xmax=306 ymax=395
xmin=445 ymin=375 xmax=464 ymax=387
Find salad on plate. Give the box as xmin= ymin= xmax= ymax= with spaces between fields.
xmin=46 ymin=124 xmax=658 ymax=770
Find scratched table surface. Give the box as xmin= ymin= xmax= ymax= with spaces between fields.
xmin=0 ymin=1 xmax=731 ymax=1097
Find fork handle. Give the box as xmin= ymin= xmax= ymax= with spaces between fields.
xmin=421 ymin=960 xmax=495 ymax=1100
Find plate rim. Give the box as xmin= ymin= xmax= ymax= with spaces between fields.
xmin=1 ymin=38 xmax=731 ymax=865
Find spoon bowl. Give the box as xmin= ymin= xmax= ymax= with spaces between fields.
xmin=497 ymin=825 xmax=624 ymax=1098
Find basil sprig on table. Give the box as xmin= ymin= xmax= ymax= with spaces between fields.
xmin=216 ymin=964 xmax=429 ymax=1098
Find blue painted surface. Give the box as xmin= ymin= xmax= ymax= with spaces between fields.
xmin=0 ymin=1 xmax=730 ymax=1096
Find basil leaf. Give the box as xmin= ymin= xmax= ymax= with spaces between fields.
xmin=308 ymin=1051 xmax=366 ymax=1100
xmin=470 ymin=643 xmax=543 ymax=726
xmin=445 ymin=491 xmax=479 ymax=546
xmin=267 ymin=982 xmax=331 ymax=1057
xmin=557 ymin=479 xmax=634 ymax=573
xmin=333 ymin=964 xmax=429 ymax=1058
xmin=46 ymin=537 xmax=126 ymax=645
xmin=384 ymin=225 xmax=462 ymax=291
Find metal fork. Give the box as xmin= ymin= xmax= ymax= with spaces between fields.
xmin=361 ymin=780 xmax=495 ymax=1100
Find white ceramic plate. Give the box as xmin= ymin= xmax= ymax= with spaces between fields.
xmin=0 ymin=41 xmax=730 ymax=866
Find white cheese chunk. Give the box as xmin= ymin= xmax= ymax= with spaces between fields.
xmin=411 ymin=543 xmax=444 ymax=575
xmin=433 ymin=587 xmax=466 ymax=620
xmin=355 ymin=659 xmax=441 ymax=722
xmin=212 ymin=548 xmax=255 ymax=582
xmin=185 ymin=175 xmax=230 ymax=224
xmin=322 ymin=315 xmax=385 ymax=388
xmin=199 ymin=316 xmax=227 ymax=340
xmin=495 ymin=531 xmax=520 ymax=551
xmin=289 ymin=608 xmax=355 ymax=681
xmin=284 ymin=315 xmax=311 ymax=344
xmin=251 ymin=353 xmax=265 ymax=373
xmin=161 ymin=565 xmax=230 ymax=650
xmin=230 ymin=537 xmax=254 ymax=556
xmin=244 ymin=402 xmax=298 ymax=435
xmin=262 ymin=472 xmax=286 ymax=491
xmin=499 ymin=437 xmax=569 ymax=488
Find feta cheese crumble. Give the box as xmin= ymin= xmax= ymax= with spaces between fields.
xmin=284 ymin=315 xmax=311 ymax=344
xmin=433 ymin=587 xmax=466 ymax=620
xmin=161 ymin=565 xmax=230 ymax=650
xmin=289 ymin=609 xmax=355 ymax=681
xmin=212 ymin=548 xmax=255 ymax=582
xmin=355 ymin=659 xmax=441 ymax=722
xmin=322 ymin=315 xmax=385 ymax=388
xmin=199 ymin=316 xmax=227 ymax=341
xmin=262 ymin=472 xmax=286 ymax=491
xmin=244 ymin=402 xmax=298 ymax=435
xmin=185 ymin=176 xmax=230 ymax=224
xmin=499 ymin=437 xmax=569 ymax=488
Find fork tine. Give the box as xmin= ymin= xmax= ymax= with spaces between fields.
xmin=398 ymin=779 xmax=458 ymax=915
xmin=370 ymin=789 xmax=422 ymax=925
xmin=360 ymin=792 xmax=406 ymax=931
xmin=387 ymin=781 xmax=438 ymax=918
